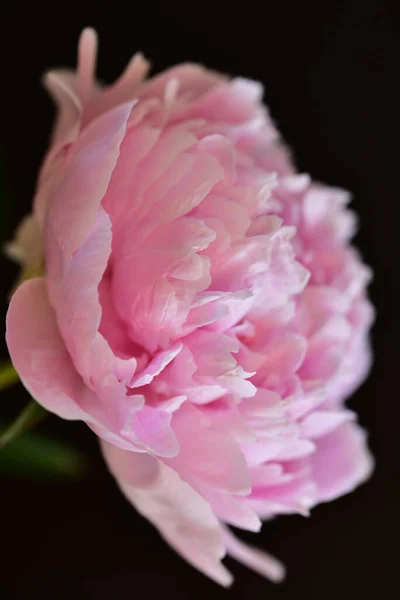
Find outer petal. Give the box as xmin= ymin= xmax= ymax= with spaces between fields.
xmin=101 ymin=441 xmax=233 ymax=587
xmin=300 ymin=410 xmax=354 ymax=439
xmin=34 ymin=72 xmax=82 ymax=222
xmin=45 ymin=102 xmax=134 ymax=385
xmin=6 ymin=278 xmax=144 ymax=453
xmin=45 ymin=101 xmax=134 ymax=277
xmin=311 ymin=421 xmax=374 ymax=502
xmin=50 ymin=207 xmax=112 ymax=381
xmin=6 ymin=278 xmax=90 ymax=420
xmin=221 ymin=526 xmax=285 ymax=583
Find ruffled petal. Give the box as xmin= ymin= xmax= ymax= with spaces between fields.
xmin=168 ymin=403 xmax=251 ymax=495
xmin=127 ymin=405 xmax=179 ymax=458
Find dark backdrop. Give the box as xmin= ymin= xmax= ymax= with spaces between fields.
xmin=2 ymin=1 xmax=399 ymax=598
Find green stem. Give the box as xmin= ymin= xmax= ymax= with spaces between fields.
xmin=0 ymin=361 xmax=20 ymax=392
xmin=0 ymin=400 xmax=47 ymax=449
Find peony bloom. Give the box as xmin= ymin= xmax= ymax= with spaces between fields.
xmin=6 ymin=29 xmax=374 ymax=586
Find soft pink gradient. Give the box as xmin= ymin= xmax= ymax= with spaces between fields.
xmin=6 ymin=29 xmax=374 ymax=585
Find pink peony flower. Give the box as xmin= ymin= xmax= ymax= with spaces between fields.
xmin=6 ymin=29 xmax=374 ymax=586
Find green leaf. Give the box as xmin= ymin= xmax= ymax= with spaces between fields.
xmin=0 ymin=420 xmax=89 ymax=480
xmin=0 ymin=361 xmax=20 ymax=392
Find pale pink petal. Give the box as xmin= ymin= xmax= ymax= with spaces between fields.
xmin=250 ymin=473 xmax=315 ymax=516
xmin=300 ymin=410 xmax=354 ymax=439
xmin=98 ymin=273 xmax=140 ymax=360
xmin=34 ymin=71 xmax=82 ymax=223
xmin=275 ymin=439 xmax=316 ymax=461
xmin=200 ymin=398 xmax=255 ymax=444
xmin=6 ymin=278 xmax=88 ymax=420
xmin=222 ymin=526 xmax=285 ymax=583
xmin=45 ymin=101 xmax=134 ymax=267
xmin=299 ymin=316 xmax=352 ymax=381
xmin=129 ymin=344 xmax=183 ymax=388
xmin=6 ymin=278 xmax=150 ymax=452
xmin=241 ymin=439 xmax=288 ymax=467
xmin=127 ymin=405 xmax=179 ymax=458
xmin=45 ymin=102 xmax=134 ymax=388
xmin=101 ymin=442 xmax=233 ymax=587
xmin=109 ymin=135 xmax=225 ymax=352
xmin=250 ymin=464 xmax=294 ymax=487
xmin=183 ymin=79 xmax=265 ymax=124
xmin=199 ymin=487 xmax=261 ymax=532
xmin=77 ymin=27 xmax=98 ymax=109
xmin=168 ymin=403 xmax=251 ymax=495
xmin=49 ymin=207 xmax=113 ymax=381
xmin=311 ymin=421 xmax=374 ymax=502
xmin=252 ymin=333 xmax=308 ymax=389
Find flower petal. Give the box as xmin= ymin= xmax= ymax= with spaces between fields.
xmin=128 ymin=405 xmax=180 ymax=458
xmin=311 ymin=421 xmax=374 ymax=502
xmin=168 ymin=403 xmax=251 ymax=495
xmin=222 ymin=526 xmax=285 ymax=583
xmin=101 ymin=442 xmax=233 ymax=587
xmin=45 ymin=103 xmax=135 ymax=389
xmin=6 ymin=278 xmax=144 ymax=452
xmin=6 ymin=278 xmax=87 ymax=420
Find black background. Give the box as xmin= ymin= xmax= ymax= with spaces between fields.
xmin=1 ymin=1 xmax=399 ymax=598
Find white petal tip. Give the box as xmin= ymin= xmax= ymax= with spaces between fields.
xmin=79 ymin=27 xmax=98 ymax=45
xmin=268 ymin=562 xmax=286 ymax=583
